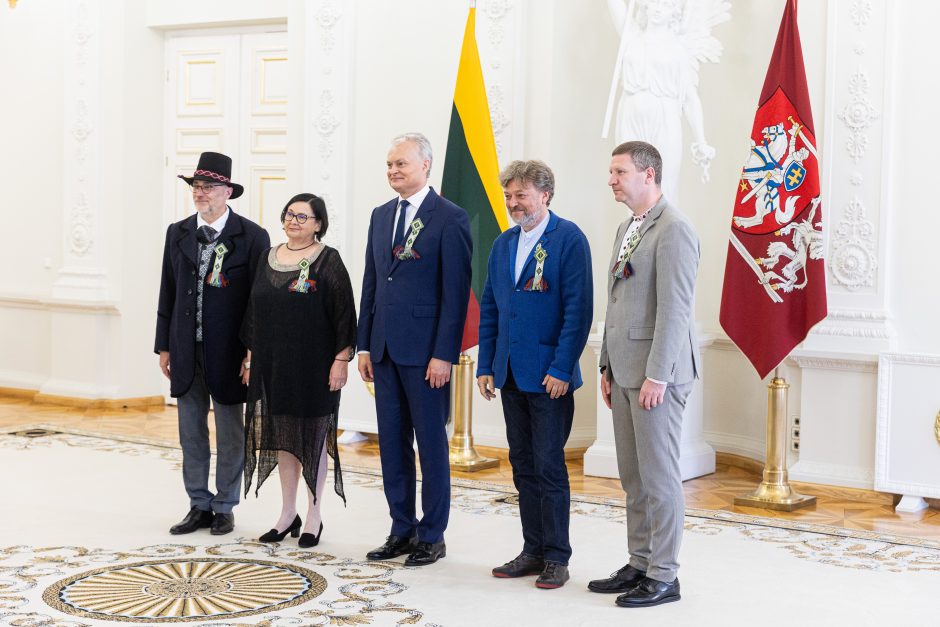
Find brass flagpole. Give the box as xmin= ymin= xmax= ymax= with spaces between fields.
xmin=734 ymin=368 xmax=815 ymax=511
xmin=449 ymin=354 xmax=498 ymax=471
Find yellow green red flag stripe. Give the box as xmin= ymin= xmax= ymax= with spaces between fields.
xmin=441 ymin=6 xmax=505 ymax=351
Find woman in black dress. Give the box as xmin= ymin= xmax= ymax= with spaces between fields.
xmin=242 ymin=193 xmax=356 ymax=547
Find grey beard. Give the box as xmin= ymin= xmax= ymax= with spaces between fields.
xmin=512 ymin=212 xmax=539 ymax=229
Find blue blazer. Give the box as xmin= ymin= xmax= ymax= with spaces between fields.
xmin=154 ymin=211 xmax=270 ymax=403
xmin=357 ymin=188 xmax=472 ymax=366
xmin=477 ymin=211 xmax=593 ymax=393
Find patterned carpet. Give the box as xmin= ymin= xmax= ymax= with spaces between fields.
xmin=3 ymin=427 xmax=940 ymax=626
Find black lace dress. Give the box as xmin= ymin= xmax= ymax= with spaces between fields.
xmin=242 ymin=244 xmax=357 ymax=502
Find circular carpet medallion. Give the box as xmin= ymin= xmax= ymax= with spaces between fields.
xmin=42 ymin=558 xmax=327 ymax=622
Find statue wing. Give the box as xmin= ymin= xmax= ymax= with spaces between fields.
xmin=679 ymin=0 xmax=732 ymax=71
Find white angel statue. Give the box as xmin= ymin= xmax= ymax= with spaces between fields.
xmin=603 ymin=0 xmax=731 ymax=201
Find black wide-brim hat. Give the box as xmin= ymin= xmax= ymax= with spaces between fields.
xmin=178 ymin=151 xmax=244 ymax=199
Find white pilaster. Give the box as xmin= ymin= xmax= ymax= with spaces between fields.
xmin=54 ymin=0 xmax=108 ymax=302
xmin=300 ymin=0 xmax=354 ymax=258
xmin=809 ymin=0 xmax=896 ymax=352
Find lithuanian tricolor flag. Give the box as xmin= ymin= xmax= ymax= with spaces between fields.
xmin=441 ymin=5 xmax=507 ymax=352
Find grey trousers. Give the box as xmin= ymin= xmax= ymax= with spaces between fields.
xmin=177 ymin=349 xmax=244 ymax=514
xmin=610 ymin=375 xmax=693 ymax=582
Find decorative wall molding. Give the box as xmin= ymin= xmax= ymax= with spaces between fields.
xmin=875 ymin=353 xmax=940 ymax=501
xmin=839 ymin=71 xmax=880 ymax=163
xmin=477 ymin=0 xmax=519 ymax=163
xmin=304 ymin=0 xmax=352 ymax=256
xmin=789 ymin=354 xmax=878 ymax=374
xmin=810 ymin=306 xmax=895 ymax=348
xmin=702 ymin=431 xmax=766 ymax=465
xmin=0 ymin=294 xmax=119 ymax=314
xmin=69 ymin=4 xmax=95 ymax=258
xmin=830 ymin=197 xmax=877 ymax=289
xmin=56 ymin=0 xmax=108 ymax=301
xmin=827 ymin=308 xmax=888 ymax=322
xmin=788 ymin=460 xmax=875 ymax=489
xmin=851 ymin=0 xmax=873 ymax=31
xmin=816 ymin=0 xmax=894 ymax=352
xmin=477 ymin=0 xmax=520 ymax=163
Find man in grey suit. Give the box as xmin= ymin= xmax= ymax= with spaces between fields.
xmin=590 ymin=141 xmax=700 ymax=608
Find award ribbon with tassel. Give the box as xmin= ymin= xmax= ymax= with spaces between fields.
xmin=394 ymin=218 xmax=424 ymax=260
xmin=206 ymin=243 xmax=229 ymax=287
xmin=610 ymin=227 xmax=644 ymax=280
xmin=524 ymin=243 xmax=549 ymax=291
xmin=289 ymin=257 xmax=316 ymax=293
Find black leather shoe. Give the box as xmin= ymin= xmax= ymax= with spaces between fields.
xmin=404 ymin=541 xmax=446 ymax=566
xmin=615 ymin=577 xmax=680 ymax=608
xmin=535 ymin=561 xmax=570 ymax=589
xmin=588 ymin=563 xmax=647 ymax=593
xmin=259 ymin=515 xmax=301 ymax=543
xmin=366 ymin=535 xmax=416 ymax=561
xmin=210 ymin=512 xmax=235 ymax=535
xmin=169 ymin=507 xmax=213 ymax=535
xmin=298 ymin=522 xmax=323 ymax=548
xmin=492 ymin=553 xmax=545 ymax=578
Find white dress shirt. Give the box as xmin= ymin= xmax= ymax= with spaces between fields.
xmin=392 ymin=185 xmax=431 ymax=245
xmin=514 ymin=213 xmax=551 ymax=284
xmin=197 ymin=206 xmax=230 ymax=237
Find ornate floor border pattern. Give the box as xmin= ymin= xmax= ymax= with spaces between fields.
xmin=6 ymin=425 xmax=940 ymax=576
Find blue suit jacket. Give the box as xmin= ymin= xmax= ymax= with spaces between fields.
xmin=357 ymin=188 xmax=472 ymax=366
xmin=477 ymin=211 xmax=593 ymax=393
xmin=154 ymin=211 xmax=270 ymax=403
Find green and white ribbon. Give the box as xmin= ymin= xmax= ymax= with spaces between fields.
xmin=612 ymin=227 xmax=643 ymax=278
xmin=207 ymin=243 xmax=228 ymax=287
xmin=293 ymin=258 xmax=311 ymax=293
xmin=530 ymin=243 xmax=548 ymax=291
xmin=397 ymin=218 xmax=425 ymax=260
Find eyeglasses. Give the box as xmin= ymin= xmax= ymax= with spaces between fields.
xmin=284 ymin=210 xmax=313 ymax=224
xmin=191 ymin=183 xmax=224 ymax=194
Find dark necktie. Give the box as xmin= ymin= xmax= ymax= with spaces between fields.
xmin=197 ymin=225 xmax=218 ymax=245
xmin=393 ymin=200 xmax=410 ymax=249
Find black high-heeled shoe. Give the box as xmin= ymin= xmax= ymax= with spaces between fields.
xmin=259 ymin=515 xmax=301 ymax=542
xmin=298 ymin=522 xmax=324 ymax=548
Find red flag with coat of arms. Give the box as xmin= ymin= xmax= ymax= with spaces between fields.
xmin=719 ymin=0 xmax=827 ymax=379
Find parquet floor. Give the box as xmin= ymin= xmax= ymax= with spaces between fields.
xmin=3 ymin=394 xmax=939 ymax=539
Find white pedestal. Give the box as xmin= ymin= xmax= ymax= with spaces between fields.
xmin=895 ymin=495 xmax=929 ymax=513
xmin=583 ymin=330 xmax=715 ymax=482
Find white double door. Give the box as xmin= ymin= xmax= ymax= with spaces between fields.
xmin=164 ymin=30 xmax=290 ymax=239
xmin=161 ymin=30 xmax=290 ymax=404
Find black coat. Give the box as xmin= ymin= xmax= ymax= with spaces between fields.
xmin=154 ymin=211 xmax=270 ymax=403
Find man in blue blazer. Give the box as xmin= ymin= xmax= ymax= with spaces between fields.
xmin=357 ymin=133 xmax=472 ymax=566
xmin=476 ymin=160 xmax=593 ymax=589
xmin=155 ymin=152 xmax=270 ymax=536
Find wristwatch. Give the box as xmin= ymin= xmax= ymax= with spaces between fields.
xmin=599 ymin=365 xmax=607 ymax=374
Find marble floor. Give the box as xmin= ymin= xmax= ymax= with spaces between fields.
xmin=3 ymin=394 xmax=939 ymax=540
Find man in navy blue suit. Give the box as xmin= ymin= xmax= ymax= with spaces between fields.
xmin=476 ymin=160 xmax=593 ymax=589
xmin=155 ymin=152 xmax=270 ymax=536
xmin=357 ymin=133 xmax=472 ymax=566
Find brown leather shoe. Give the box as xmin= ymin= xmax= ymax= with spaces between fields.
xmin=535 ymin=561 xmax=569 ymax=589
xmin=492 ymin=553 xmax=545 ymax=578
xmin=588 ymin=564 xmax=646 ymax=593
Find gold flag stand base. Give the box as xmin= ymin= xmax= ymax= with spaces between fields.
xmin=449 ymin=354 xmax=499 ymax=472
xmin=734 ymin=373 xmax=816 ymax=512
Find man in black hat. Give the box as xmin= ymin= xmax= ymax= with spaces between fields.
xmin=155 ymin=151 xmax=270 ymax=535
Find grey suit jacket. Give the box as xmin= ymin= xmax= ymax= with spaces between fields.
xmin=599 ymin=196 xmax=701 ymax=389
